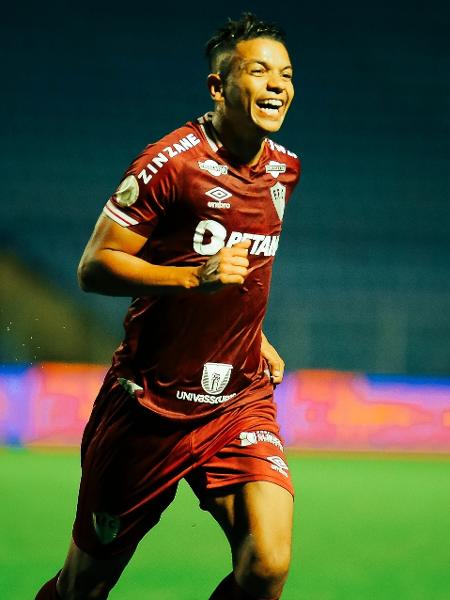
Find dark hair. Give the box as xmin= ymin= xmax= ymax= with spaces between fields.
xmin=205 ymin=12 xmax=287 ymax=75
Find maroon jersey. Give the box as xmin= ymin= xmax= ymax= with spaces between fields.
xmin=102 ymin=113 xmax=301 ymax=420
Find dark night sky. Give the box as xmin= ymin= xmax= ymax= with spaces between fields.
xmin=2 ymin=1 xmax=450 ymax=372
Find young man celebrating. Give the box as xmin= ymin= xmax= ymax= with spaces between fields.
xmin=36 ymin=12 xmax=301 ymax=600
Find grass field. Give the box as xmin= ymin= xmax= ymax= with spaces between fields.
xmin=1 ymin=449 xmax=449 ymax=599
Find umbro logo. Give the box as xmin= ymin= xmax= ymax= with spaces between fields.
xmin=206 ymin=187 xmax=232 ymax=209
xmin=266 ymin=455 xmax=289 ymax=477
xmin=206 ymin=187 xmax=232 ymax=201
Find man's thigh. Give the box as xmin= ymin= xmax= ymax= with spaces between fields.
xmin=205 ymin=480 xmax=293 ymax=548
xmin=186 ymin=420 xmax=294 ymax=558
xmin=202 ymin=480 xmax=294 ymax=599
xmin=73 ymin=376 xmax=194 ymax=558
xmin=187 ymin=424 xmax=294 ymax=510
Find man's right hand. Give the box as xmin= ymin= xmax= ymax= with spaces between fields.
xmin=198 ymin=240 xmax=251 ymax=289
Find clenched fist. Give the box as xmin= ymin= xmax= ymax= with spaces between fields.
xmin=199 ymin=240 xmax=250 ymax=289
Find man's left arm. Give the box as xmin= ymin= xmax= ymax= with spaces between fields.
xmin=261 ymin=332 xmax=285 ymax=385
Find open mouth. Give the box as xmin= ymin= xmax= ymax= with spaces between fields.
xmin=256 ymin=98 xmax=284 ymax=116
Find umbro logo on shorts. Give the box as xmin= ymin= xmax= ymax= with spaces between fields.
xmin=266 ymin=455 xmax=289 ymax=477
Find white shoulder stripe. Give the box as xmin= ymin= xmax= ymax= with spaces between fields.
xmin=103 ymin=200 xmax=139 ymax=227
xmin=103 ymin=205 xmax=130 ymax=227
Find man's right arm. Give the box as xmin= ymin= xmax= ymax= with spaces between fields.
xmin=77 ymin=214 xmax=250 ymax=297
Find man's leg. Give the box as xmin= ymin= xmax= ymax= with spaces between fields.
xmin=206 ymin=481 xmax=294 ymax=600
xmin=35 ymin=538 xmax=135 ymax=600
xmin=35 ymin=572 xmax=60 ymax=600
xmin=35 ymin=375 xmax=187 ymax=599
xmin=209 ymin=573 xmax=255 ymax=599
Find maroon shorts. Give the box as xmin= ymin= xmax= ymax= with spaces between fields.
xmin=73 ymin=372 xmax=294 ymax=557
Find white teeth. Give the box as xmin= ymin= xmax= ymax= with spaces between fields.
xmin=260 ymin=107 xmax=279 ymax=115
xmin=259 ymin=99 xmax=283 ymax=108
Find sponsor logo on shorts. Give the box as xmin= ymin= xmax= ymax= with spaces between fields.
xmin=92 ymin=512 xmax=120 ymax=545
xmin=199 ymin=159 xmax=228 ymax=176
xmin=201 ymin=362 xmax=233 ymax=395
xmin=266 ymin=455 xmax=289 ymax=478
xmin=239 ymin=431 xmax=284 ymax=451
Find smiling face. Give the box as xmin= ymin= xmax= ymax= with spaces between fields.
xmin=211 ymin=37 xmax=294 ymax=138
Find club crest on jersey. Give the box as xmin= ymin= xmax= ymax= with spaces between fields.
xmin=199 ymin=159 xmax=228 ymax=176
xmin=112 ymin=175 xmax=139 ymax=207
xmin=201 ymin=362 xmax=233 ymax=395
xmin=270 ymin=181 xmax=286 ymax=221
xmin=265 ymin=161 xmax=287 ymax=178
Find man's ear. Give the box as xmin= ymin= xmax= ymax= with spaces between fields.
xmin=207 ymin=73 xmax=224 ymax=101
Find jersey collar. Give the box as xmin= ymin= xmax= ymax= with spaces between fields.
xmin=197 ymin=112 xmax=222 ymax=153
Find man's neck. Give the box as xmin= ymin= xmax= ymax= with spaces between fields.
xmin=211 ymin=114 xmax=265 ymax=166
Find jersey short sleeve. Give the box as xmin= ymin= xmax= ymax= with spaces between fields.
xmin=103 ymin=142 xmax=179 ymax=239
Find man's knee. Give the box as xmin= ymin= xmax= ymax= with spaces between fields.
xmin=236 ymin=535 xmax=291 ymax=591
xmin=57 ymin=577 xmax=112 ymax=600
xmin=250 ymin=545 xmax=291 ymax=585
xmin=56 ymin=538 xmax=134 ymax=600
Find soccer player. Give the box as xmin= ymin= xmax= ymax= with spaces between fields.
xmin=36 ymin=12 xmax=301 ymax=600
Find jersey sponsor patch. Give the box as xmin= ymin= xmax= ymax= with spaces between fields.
xmin=199 ymin=159 xmax=228 ymax=176
xmin=201 ymin=362 xmax=232 ymax=395
xmin=266 ymin=455 xmax=289 ymax=477
xmin=265 ymin=161 xmax=287 ymax=178
xmin=176 ymin=390 xmax=236 ymax=404
xmin=137 ymin=133 xmax=201 ymax=184
xmin=92 ymin=512 xmax=120 ymax=545
xmin=113 ymin=175 xmax=139 ymax=207
xmin=270 ymin=181 xmax=286 ymax=221
xmin=193 ymin=219 xmax=279 ymax=257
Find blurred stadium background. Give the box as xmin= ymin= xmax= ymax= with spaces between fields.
xmin=1 ymin=1 xmax=449 ymax=599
